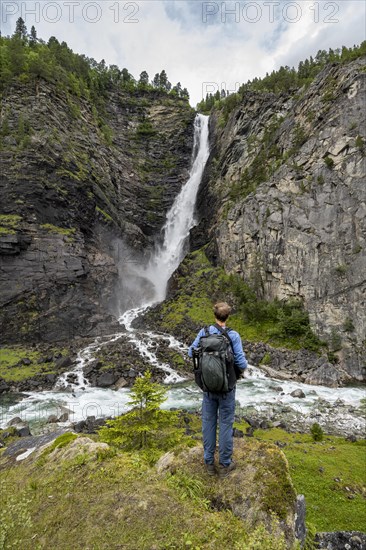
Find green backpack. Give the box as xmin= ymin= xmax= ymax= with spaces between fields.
xmin=193 ymin=324 xmax=236 ymax=393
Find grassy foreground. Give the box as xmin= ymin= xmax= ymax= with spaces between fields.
xmin=1 ymin=421 xmax=365 ymax=549
xmin=0 ymin=434 xmax=295 ymax=550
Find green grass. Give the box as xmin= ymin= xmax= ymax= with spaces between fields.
xmin=0 ymin=346 xmax=66 ymax=382
xmin=0 ymin=450 xmax=252 ymax=549
xmin=240 ymin=426 xmax=366 ymax=532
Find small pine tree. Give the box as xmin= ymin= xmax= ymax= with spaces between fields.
xmin=98 ymin=370 xmax=184 ymax=451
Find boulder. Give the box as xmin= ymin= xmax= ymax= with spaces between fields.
xmin=7 ymin=416 xmax=23 ymax=426
xmin=16 ymin=425 xmax=32 ymax=437
xmin=96 ymin=372 xmax=118 ymax=387
xmin=304 ymin=364 xmax=351 ymax=387
xmin=159 ymin=439 xmax=303 ymax=548
xmin=291 ymin=389 xmax=306 ymax=398
xmin=55 ymin=356 xmax=73 ymax=369
xmin=115 ymin=377 xmax=128 ymax=389
xmin=58 ymin=412 xmax=69 ymax=422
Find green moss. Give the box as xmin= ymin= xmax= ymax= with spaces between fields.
xmin=37 ymin=432 xmax=78 ymax=465
xmin=260 ymin=352 xmax=271 ymax=365
xmin=96 ymin=206 xmax=113 ymax=223
xmin=40 ymin=224 xmax=76 ymax=236
xmin=0 ymin=214 xmax=22 ymax=234
xmin=324 ymin=155 xmax=335 ymax=169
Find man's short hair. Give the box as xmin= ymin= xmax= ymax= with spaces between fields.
xmin=213 ymin=302 xmax=232 ymax=322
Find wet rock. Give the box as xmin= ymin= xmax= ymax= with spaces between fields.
xmin=55 ymin=356 xmax=73 ymax=369
xmin=16 ymin=425 xmax=32 ymax=437
xmin=47 ymin=415 xmax=58 ymax=423
xmin=115 ymin=377 xmax=128 ymax=389
xmin=7 ymin=416 xmax=23 ymax=426
xmin=128 ymin=368 xmax=137 ymax=378
xmin=291 ymin=389 xmax=306 ymax=399
xmin=0 ymin=377 xmax=9 ymax=393
xmin=72 ymin=416 xmax=107 ymax=434
xmin=58 ymin=412 xmax=69 ymax=423
xmin=96 ymin=372 xmax=118 ymax=388
xmin=21 ymin=358 xmax=32 ymax=365
xmin=45 ymin=374 xmax=57 ymax=384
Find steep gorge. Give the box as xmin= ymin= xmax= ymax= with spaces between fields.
xmin=193 ymin=58 xmax=366 ymax=380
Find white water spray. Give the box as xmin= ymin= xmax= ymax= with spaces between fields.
xmin=145 ymin=114 xmax=210 ymax=302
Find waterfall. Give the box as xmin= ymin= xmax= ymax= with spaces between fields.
xmin=144 ymin=113 xmax=210 ymax=303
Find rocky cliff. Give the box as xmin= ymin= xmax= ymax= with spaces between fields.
xmin=0 ymin=81 xmax=195 ymax=343
xmin=194 ymin=58 xmax=366 ymax=380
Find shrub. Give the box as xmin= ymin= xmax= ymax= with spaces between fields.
xmin=311 ymin=423 xmax=324 ymax=442
xmin=324 ymin=156 xmax=335 ymax=169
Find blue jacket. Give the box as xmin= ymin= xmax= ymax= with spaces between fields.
xmin=188 ymin=325 xmax=248 ymax=371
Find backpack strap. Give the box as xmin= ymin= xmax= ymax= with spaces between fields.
xmin=214 ymin=323 xmax=234 ymax=352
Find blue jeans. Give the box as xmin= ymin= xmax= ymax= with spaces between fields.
xmin=202 ymin=389 xmax=236 ymax=467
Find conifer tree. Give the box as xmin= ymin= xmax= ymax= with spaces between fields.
xmin=98 ymin=371 xmax=184 ymax=451
xmin=29 ymin=25 xmax=37 ymax=45
xmin=138 ymin=70 xmax=149 ymax=87
xmin=14 ymin=17 xmax=27 ymax=39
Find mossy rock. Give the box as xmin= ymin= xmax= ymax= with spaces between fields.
xmin=158 ymin=438 xmax=298 ymax=547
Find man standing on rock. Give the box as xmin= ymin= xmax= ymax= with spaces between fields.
xmin=188 ymin=302 xmax=247 ymax=478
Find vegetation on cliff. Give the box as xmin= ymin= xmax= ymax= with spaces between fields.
xmin=138 ymin=247 xmax=323 ymax=352
xmin=0 ymin=19 xmax=190 ymax=104
xmin=197 ymin=41 xmax=366 ymax=113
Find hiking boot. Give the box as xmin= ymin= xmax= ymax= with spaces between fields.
xmin=218 ymin=461 xmax=236 ymax=478
xmin=205 ymin=463 xmax=216 ymax=476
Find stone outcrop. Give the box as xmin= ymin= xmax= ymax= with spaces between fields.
xmin=158 ymin=439 xmax=304 ymax=548
xmin=194 ymin=59 xmax=366 ymax=380
xmin=0 ymin=81 xmax=195 ymax=342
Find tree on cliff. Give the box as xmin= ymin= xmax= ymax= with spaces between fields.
xmin=14 ymin=17 xmax=27 ymax=40
xmin=138 ymin=70 xmax=149 ymax=88
xmin=29 ymin=25 xmax=37 ymax=45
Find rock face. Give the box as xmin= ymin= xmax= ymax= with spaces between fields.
xmin=195 ymin=59 xmax=366 ymax=380
xmin=0 ymin=81 xmax=195 ymax=342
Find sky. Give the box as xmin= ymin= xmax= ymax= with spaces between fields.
xmin=1 ymin=0 xmax=365 ymax=105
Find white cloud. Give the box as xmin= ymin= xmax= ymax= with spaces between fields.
xmin=2 ymin=0 xmax=365 ymax=105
